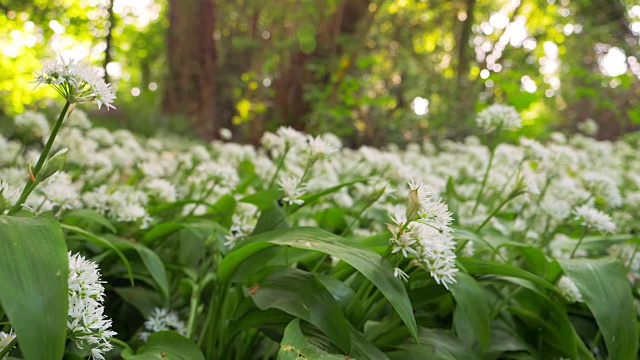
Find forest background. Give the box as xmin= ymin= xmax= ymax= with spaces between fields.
xmin=1 ymin=0 xmax=640 ymax=146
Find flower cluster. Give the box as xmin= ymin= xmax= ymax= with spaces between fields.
xmin=34 ymin=57 xmax=116 ymax=110
xmin=387 ymin=180 xmax=457 ymax=288
xmin=573 ymin=204 xmax=616 ymax=234
xmin=67 ymin=252 xmax=116 ymax=360
xmin=475 ymin=104 xmax=522 ymax=132
xmin=139 ymin=308 xmax=187 ymax=342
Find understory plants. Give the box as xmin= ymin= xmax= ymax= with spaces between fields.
xmin=0 ymin=59 xmax=638 ymax=359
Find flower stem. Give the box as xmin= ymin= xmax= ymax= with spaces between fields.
xmin=8 ymin=101 xmax=71 ymax=215
xmin=570 ymin=226 xmax=588 ymax=258
xmin=473 ymin=147 xmax=496 ymax=215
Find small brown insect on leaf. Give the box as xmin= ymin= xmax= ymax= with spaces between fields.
xmin=249 ymin=283 xmax=260 ymax=295
xmin=161 ymin=352 xmax=166 ymax=357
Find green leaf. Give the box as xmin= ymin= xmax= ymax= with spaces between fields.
xmin=219 ymin=227 xmax=418 ymax=342
xmin=142 ymin=221 xmax=183 ymax=244
xmin=128 ymin=331 xmax=205 ymax=360
xmin=113 ymin=240 xmax=170 ymax=300
xmin=0 ymin=215 xmax=68 ymax=360
xmin=388 ymin=327 xmax=479 ymax=360
xmin=559 ymin=258 xmax=638 ymax=360
xmin=61 ymin=224 xmax=134 ymax=286
xmin=449 ymin=273 xmax=491 ymax=353
xmin=247 ymin=268 xmax=351 ymax=352
xmin=251 ymin=202 xmax=289 ymax=235
xmin=460 ymin=258 xmax=561 ymax=295
xmin=277 ymin=319 xmax=346 ymax=360
xmin=62 ymin=209 xmax=116 ymax=233
xmin=114 ymin=287 xmax=164 ymax=318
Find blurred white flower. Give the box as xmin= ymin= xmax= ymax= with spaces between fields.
xmin=573 ymin=205 xmax=616 ymax=234
xmin=476 ymin=104 xmax=522 ymax=132
xmin=557 ymin=275 xmax=583 ymax=303
xmin=139 ymin=308 xmax=187 ymax=342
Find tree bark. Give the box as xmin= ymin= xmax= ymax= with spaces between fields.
xmin=162 ymin=0 xmax=218 ymax=140
xmin=273 ymin=0 xmax=372 ymax=131
xmin=103 ymin=0 xmax=115 ymax=84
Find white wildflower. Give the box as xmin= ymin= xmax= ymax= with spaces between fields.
xmin=67 ymin=252 xmax=116 ymax=360
xmin=13 ymin=111 xmax=50 ymax=141
xmin=573 ymin=205 xmax=616 ymax=234
xmin=278 ymin=175 xmax=306 ymax=206
xmin=393 ymin=268 xmax=410 ymax=282
xmin=145 ymin=179 xmax=177 ymax=203
xmin=219 ymin=128 xmax=233 ymax=140
xmin=276 ymin=126 xmax=307 ymax=149
xmin=0 ymin=330 xmax=16 ymax=359
xmin=34 ymin=57 xmax=116 ymax=110
xmin=139 ymin=308 xmax=187 ymax=342
xmin=557 ymin=275 xmax=584 ymax=303
xmin=307 ymin=135 xmax=337 ymax=161
xmin=476 ymin=104 xmax=522 ymax=132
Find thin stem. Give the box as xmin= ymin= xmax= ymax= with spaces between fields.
xmin=570 ymin=227 xmax=588 ymax=258
xmin=186 ymin=283 xmax=201 ymax=339
xmin=109 ymin=337 xmax=133 ymax=353
xmin=473 ymin=147 xmax=496 ymax=215
xmin=625 ymin=242 xmax=639 ymax=270
xmin=475 ymin=192 xmax=521 ymax=233
xmin=8 ymin=101 xmax=71 ymax=215
xmin=266 ymin=147 xmax=290 ymax=190
xmin=0 ymin=336 xmax=17 ymax=359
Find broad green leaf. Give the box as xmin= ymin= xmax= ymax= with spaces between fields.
xmin=128 ymin=331 xmax=205 ymax=360
xmin=62 ymin=209 xmax=116 ymax=233
xmin=251 ymin=202 xmax=289 ymax=234
xmin=114 ymin=287 xmax=164 ymax=318
xmin=0 ymin=215 xmax=68 ymax=360
xmin=449 ymin=273 xmax=491 ymax=353
xmin=347 ymin=322 xmax=389 ymax=360
xmin=143 ymin=221 xmax=183 ymax=244
xmin=239 ymin=189 xmax=280 ymax=209
xmin=559 ymin=258 xmax=638 ymax=360
xmin=460 ymin=258 xmax=561 ymax=295
xmin=388 ymin=327 xmax=479 ymax=360
xmin=61 ymin=224 xmax=134 ymax=285
xmin=246 ymin=268 xmax=351 ymax=352
xmin=277 ymin=319 xmax=345 ymax=360
xmin=219 ymin=227 xmax=418 ymax=342
xmin=113 ymin=240 xmax=170 ymax=300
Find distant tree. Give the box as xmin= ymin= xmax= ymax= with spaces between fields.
xmin=162 ymin=0 xmax=218 ymax=140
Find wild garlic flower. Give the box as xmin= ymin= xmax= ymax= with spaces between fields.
xmin=476 ymin=104 xmax=522 ymax=132
xmin=34 ymin=57 xmax=116 ymax=110
xmin=557 ymin=275 xmax=584 ymax=303
xmin=306 ymin=135 xmax=337 ymax=161
xmin=393 ymin=268 xmax=410 ymax=282
xmin=387 ymin=180 xmax=457 ymax=288
xmin=276 ymin=126 xmax=307 ymax=149
xmin=573 ymin=205 xmax=616 ymax=234
xmin=13 ymin=111 xmax=50 ymax=141
xmin=0 ymin=330 xmax=16 ymax=359
xmin=139 ymin=308 xmax=187 ymax=342
xmin=278 ymin=175 xmax=306 ymax=206
xmin=67 ymin=252 xmax=116 ymax=360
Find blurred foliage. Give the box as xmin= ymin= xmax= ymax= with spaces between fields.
xmin=1 ymin=0 xmax=640 ymax=144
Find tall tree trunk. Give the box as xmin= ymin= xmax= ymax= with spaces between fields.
xmin=273 ymin=0 xmax=372 ymax=132
xmin=163 ymin=0 xmax=218 ymax=140
xmin=103 ymin=0 xmax=115 ymax=84
xmin=452 ymin=0 xmax=476 ymax=139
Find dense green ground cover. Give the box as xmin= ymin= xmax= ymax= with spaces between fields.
xmin=1 ymin=98 xmax=639 ymax=358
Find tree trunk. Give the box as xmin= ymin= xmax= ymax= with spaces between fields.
xmin=273 ymin=0 xmax=372 ymax=131
xmin=103 ymin=0 xmax=115 ymax=84
xmin=162 ymin=0 xmax=218 ymax=140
